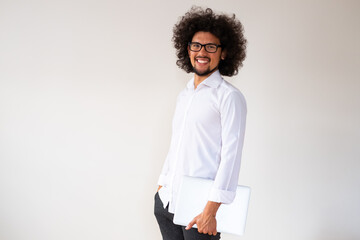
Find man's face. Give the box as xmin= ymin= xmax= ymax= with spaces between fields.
xmin=188 ymin=31 xmax=225 ymax=78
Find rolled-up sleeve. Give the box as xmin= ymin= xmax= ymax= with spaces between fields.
xmin=158 ymin=152 xmax=170 ymax=186
xmin=208 ymin=91 xmax=247 ymax=204
xmin=157 ymin=174 xmax=167 ymax=186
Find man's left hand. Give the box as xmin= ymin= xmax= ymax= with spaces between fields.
xmin=185 ymin=212 xmax=218 ymax=235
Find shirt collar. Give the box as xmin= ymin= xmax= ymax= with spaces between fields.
xmin=186 ymin=70 xmax=223 ymax=90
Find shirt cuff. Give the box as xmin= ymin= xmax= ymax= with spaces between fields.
xmin=208 ymin=187 xmax=236 ymax=204
xmin=157 ymin=174 xmax=167 ymax=186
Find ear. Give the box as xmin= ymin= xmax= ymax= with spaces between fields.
xmin=221 ymin=49 xmax=227 ymax=60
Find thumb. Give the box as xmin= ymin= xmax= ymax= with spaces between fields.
xmin=185 ymin=218 xmax=197 ymax=230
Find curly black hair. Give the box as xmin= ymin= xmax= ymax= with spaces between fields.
xmin=173 ymin=6 xmax=247 ymax=77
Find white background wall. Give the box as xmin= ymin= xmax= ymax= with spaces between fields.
xmin=0 ymin=0 xmax=359 ymax=239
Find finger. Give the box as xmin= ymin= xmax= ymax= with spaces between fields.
xmin=186 ymin=218 xmax=196 ymax=230
xmin=208 ymin=230 xmax=217 ymax=236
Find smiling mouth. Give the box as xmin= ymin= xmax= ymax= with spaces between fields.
xmin=195 ymin=57 xmax=210 ymax=64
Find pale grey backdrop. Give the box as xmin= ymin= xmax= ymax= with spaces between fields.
xmin=0 ymin=0 xmax=359 ymax=240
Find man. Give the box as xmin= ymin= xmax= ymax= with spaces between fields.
xmin=154 ymin=6 xmax=247 ymax=240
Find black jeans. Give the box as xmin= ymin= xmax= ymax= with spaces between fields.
xmin=154 ymin=192 xmax=221 ymax=240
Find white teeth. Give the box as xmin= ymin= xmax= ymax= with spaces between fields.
xmin=197 ymin=59 xmax=208 ymax=63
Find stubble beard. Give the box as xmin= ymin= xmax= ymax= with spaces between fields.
xmin=193 ymin=65 xmax=218 ymax=77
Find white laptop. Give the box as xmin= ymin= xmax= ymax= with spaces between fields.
xmin=173 ymin=176 xmax=251 ymax=236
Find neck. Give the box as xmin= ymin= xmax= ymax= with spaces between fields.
xmin=193 ymin=68 xmax=218 ymax=89
xmin=194 ymin=67 xmax=218 ymax=89
xmin=194 ymin=74 xmax=207 ymax=89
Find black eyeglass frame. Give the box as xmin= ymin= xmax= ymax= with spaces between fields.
xmin=188 ymin=42 xmax=222 ymax=53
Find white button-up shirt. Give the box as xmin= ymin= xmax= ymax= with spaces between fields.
xmin=158 ymin=70 xmax=247 ymax=214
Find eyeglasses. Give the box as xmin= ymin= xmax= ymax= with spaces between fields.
xmin=188 ymin=42 xmax=222 ymax=53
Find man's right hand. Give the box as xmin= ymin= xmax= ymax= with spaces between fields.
xmin=157 ymin=185 xmax=162 ymax=192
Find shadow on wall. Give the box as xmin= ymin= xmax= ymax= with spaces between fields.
xmin=317 ymin=231 xmax=359 ymax=240
xmin=317 ymin=237 xmax=358 ymax=240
